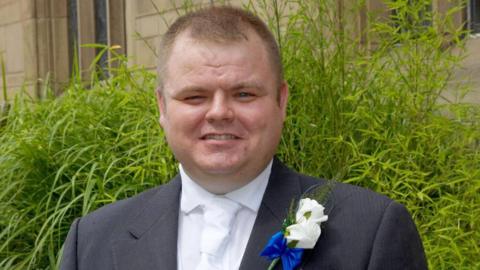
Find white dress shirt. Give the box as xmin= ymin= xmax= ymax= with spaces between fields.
xmin=177 ymin=160 xmax=272 ymax=270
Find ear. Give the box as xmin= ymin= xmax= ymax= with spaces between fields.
xmin=156 ymin=88 xmax=166 ymax=128
xmin=278 ymin=81 xmax=289 ymax=120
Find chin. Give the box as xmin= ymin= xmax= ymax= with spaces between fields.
xmin=201 ymin=164 xmax=240 ymax=175
xmin=198 ymin=159 xmax=243 ymax=175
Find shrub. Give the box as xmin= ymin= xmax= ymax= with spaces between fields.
xmin=0 ymin=54 xmax=177 ymax=268
xmin=0 ymin=0 xmax=478 ymax=269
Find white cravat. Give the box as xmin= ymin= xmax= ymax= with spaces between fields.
xmin=196 ymin=197 xmax=241 ymax=270
xmin=177 ymin=160 xmax=272 ymax=270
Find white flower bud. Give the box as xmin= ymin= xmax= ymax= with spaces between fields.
xmin=296 ymin=198 xmax=328 ymax=225
xmin=285 ymin=221 xmax=321 ymax=249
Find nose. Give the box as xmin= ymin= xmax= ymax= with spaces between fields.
xmin=205 ymin=92 xmax=234 ymax=123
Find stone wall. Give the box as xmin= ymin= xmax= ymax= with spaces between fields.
xmin=0 ymin=0 xmax=69 ymax=99
xmin=447 ymin=37 xmax=480 ymax=103
xmin=125 ymin=0 xmax=246 ymax=70
xmin=0 ymin=0 xmax=478 ymax=103
xmin=122 ymin=0 xmax=480 ymax=103
xmin=0 ymin=0 xmax=35 ymax=98
xmin=0 ymin=0 xmax=126 ymax=100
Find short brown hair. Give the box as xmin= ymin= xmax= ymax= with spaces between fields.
xmin=157 ymin=6 xmax=283 ymax=91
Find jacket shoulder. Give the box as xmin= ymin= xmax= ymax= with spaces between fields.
xmin=293 ymin=173 xmax=426 ymax=269
xmin=296 ymin=172 xmax=393 ymax=209
xmin=79 ymin=184 xmax=162 ymax=232
xmin=75 ymin=178 xmax=181 ymax=250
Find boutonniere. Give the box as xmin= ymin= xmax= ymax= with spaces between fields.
xmin=260 ymin=182 xmax=334 ymax=270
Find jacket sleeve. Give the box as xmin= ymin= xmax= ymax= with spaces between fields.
xmin=60 ymin=218 xmax=80 ymax=270
xmin=367 ymin=201 xmax=428 ymax=270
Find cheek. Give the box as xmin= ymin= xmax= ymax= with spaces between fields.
xmin=238 ymin=109 xmax=270 ymax=135
xmin=166 ymin=106 xmax=206 ymax=131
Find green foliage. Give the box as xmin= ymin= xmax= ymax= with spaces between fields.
xmin=268 ymin=0 xmax=479 ymax=268
xmin=0 ymin=0 xmax=479 ymax=269
xmin=0 ymin=52 xmax=177 ymax=269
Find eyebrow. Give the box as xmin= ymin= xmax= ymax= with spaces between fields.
xmin=229 ymin=81 xmax=265 ymax=92
xmin=176 ymin=86 xmax=208 ymax=93
xmin=177 ymin=81 xmax=265 ymax=94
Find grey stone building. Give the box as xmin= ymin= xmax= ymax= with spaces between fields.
xmin=0 ymin=0 xmax=478 ymax=102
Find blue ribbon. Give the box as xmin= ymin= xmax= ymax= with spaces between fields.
xmin=260 ymin=231 xmax=304 ymax=270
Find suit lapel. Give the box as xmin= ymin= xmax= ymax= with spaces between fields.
xmin=111 ymin=160 xmax=323 ymax=270
xmin=239 ymin=159 xmax=303 ymax=270
xmin=112 ymin=176 xmax=181 ymax=270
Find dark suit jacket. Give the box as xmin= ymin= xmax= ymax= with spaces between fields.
xmin=60 ymin=158 xmax=427 ymax=269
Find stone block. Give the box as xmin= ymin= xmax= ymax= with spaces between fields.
xmin=35 ymin=0 xmax=50 ymax=18
xmin=136 ymin=0 xmax=211 ymax=17
xmin=433 ymin=0 xmax=450 ymax=14
xmin=134 ymin=37 xmax=157 ymax=68
xmin=20 ymin=0 xmax=35 ymax=19
xmin=22 ymin=19 xmax=38 ymax=81
xmin=135 ymin=0 xmax=154 ymax=16
xmin=79 ymin=45 xmax=96 ymax=74
xmin=21 ymin=82 xmax=38 ymax=98
xmin=463 ymin=38 xmax=480 ymax=67
xmin=125 ymin=0 xmax=136 ymax=62
xmin=136 ymin=0 xmax=177 ymax=16
xmin=35 ymin=18 xmax=52 ymax=78
xmin=0 ymin=8 xmax=4 ymax=25
xmin=3 ymin=79 xmax=37 ymax=100
xmin=6 ymin=72 xmax=25 ymax=87
xmin=0 ymin=1 xmax=21 ymax=24
xmin=52 ymin=18 xmax=70 ymax=82
xmin=109 ymin=0 xmax=126 ymax=55
xmin=53 ymin=0 xmax=67 ymax=18
xmin=78 ymin=0 xmax=95 ymax=44
xmin=433 ymin=0 xmax=464 ymax=29
xmin=136 ymin=14 xmax=163 ymax=38
xmin=5 ymin=22 xmax=24 ymax=73
xmin=2 ymin=83 xmax=22 ymax=101
xmin=0 ymin=76 xmax=3 ymax=101
xmin=0 ymin=49 xmax=4 ymax=84
xmin=155 ymin=10 xmax=180 ymax=34
xmin=0 ymin=26 xmax=5 ymax=52
xmin=227 ymin=0 xmax=249 ymax=7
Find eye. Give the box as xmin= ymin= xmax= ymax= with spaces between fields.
xmin=183 ymin=95 xmax=206 ymax=104
xmin=235 ymin=91 xmax=256 ymax=101
xmin=238 ymin=92 xmax=252 ymax=97
xmin=185 ymin=95 xmax=203 ymax=100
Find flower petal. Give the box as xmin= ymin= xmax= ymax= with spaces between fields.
xmin=296 ymin=198 xmax=328 ymax=225
xmin=285 ymin=221 xmax=321 ymax=249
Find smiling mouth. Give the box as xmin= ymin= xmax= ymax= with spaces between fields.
xmin=202 ymin=134 xmax=240 ymax=140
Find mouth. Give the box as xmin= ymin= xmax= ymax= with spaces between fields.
xmin=201 ymin=133 xmax=241 ymax=140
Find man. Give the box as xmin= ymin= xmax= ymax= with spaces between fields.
xmin=61 ymin=6 xmax=427 ymax=270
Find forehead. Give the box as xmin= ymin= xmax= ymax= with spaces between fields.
xmin=163 ymin=31 xmax=275 ymax=89
xmin=170 ymin=31 xmax=266 ymax=65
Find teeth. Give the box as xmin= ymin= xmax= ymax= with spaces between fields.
xmin=204 ymin=134 xmax=237 ymax=140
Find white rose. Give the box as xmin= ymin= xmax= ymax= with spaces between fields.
xmin=285 ymin=221 xmax=321 ymax=249
xmin=296 ymin=198 xmax=328 ymax=224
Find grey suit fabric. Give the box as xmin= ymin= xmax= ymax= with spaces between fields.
xmin=60 ymin=158 xmax=428 ymax=270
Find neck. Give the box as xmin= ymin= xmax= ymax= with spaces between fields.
xmin=184 ymin=171 xmax=254 ymax=195
xmin=180 ymin=160 xmax=273 ymax=194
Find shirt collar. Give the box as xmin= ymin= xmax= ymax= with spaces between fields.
xmin=179 ymin=165 xmax=214 ymax=213
xmin=179 ymin=160 xmax=273 ymax=214
xmin=224 ymin=160 xmax=272 ymax=212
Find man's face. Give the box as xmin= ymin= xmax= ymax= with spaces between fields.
xmin=157 ymin=31 xmax=288 ymax=192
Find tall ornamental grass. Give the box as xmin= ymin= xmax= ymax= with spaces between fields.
xmin=0 ymin=51 xmax=177 ymax=269
xmin=0 ymin=0 xmax=479 ymax=269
